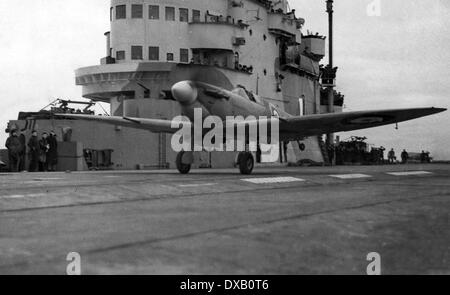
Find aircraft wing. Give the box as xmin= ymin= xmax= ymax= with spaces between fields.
xmin=279 ymin=107 xmax=446 ymax=140
xmin=54 ymin=107 xmax=446 ymax=140
xmin=54 ymin=114 xmax=188 ymax=134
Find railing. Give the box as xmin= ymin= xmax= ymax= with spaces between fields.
xmin=188 ymin=59 xmax=253 ymax=75
xmin=189 ymin=13 xmax=248 ymax=28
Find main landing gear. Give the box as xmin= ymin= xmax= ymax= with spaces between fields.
xmin=175 ymin=151 xmax=255 ymax=175
xmin=176 ymin=151 xmax=192 ymax=174
xmin=237 ymin=152 xmax=254 ymax=175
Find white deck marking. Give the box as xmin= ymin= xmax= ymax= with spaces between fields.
xmin=20 ymin=178 xmax=64 ymax=184
xmin=387 ymin=171 xmax=433 ymax=176
xmin=33 ymin=178 xmax=64 ymax=181
xmin=0 ymin=193 xmax=47 ymax=200
xmin=329 ymin=174 xmax=372 ymax=179
xmin=241 ymin=177 xmax=305 ymax=184
xmin=178 ymin=183 xmax=218 ymax=188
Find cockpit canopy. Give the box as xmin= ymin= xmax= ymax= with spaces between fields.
xmin=232 ymin=86 xmax=263 ymax=104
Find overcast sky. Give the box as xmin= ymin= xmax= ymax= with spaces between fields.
xmin=0 ymin=0 xmax=449 ymax=159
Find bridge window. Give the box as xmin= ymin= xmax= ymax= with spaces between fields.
xmin=192 ymin=10 xmax=201 ymax=22
xmin=116 ymin=50 xmax=125 ymax=60
xmin=131 ymin=46 xmax=143 ymax=60
xmin=179 ymin=8 xmax=189 ymax=22
xmin=149 ymin=5 xmax=159 ymax=20
xmin=132 ymin=4 xmax=143 ymax=18
xmin=110 ymin=7 xmax=113 ymax=21
xmin=167 ymin=53 xmax=174 ymax=61
xmin=149 ymin=46 xmax=159 ymax=61
xmin=116 ymin=5 xmax=126 ymax=20
xmin=180 ymin=49 xmax=189 ymax=63
xmin=165 ymin=7 xmax=175 ymax=21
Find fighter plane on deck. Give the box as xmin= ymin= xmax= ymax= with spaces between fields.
xmin=56 ymin=80 xmax=446 ymax=175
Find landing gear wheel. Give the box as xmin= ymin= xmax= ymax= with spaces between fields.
xmin=238 ymin=152 xmax=254 ymax=175
xmin=176 ymin=152 xmax=191 ymax=174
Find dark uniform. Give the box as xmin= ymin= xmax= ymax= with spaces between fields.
xmin=18 ymin=133 xmax=26 ymax=171
xmin=420 ymin=151 xmax=430 ymax=163
xmin=327 ymin=144 xmax=335 ymax=166
xmin=46 ymin=133 xmax=58 ymax=171
xmin=401 ymin=150 xmax=409 ymax=164
xmin=388 ymin=149 xmax=396 ymax=164
xmin=5 ymin=133 xmax=23 ymax=172
xmin=38 ymin=136 xmax=49 ymax=172
xmin=28 ymin=135 xmax=40 ymax=172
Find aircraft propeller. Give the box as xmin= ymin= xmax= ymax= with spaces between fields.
xmin=171 ymin=81 xmax=198 ymax=105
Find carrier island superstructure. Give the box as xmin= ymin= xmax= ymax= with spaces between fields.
xmin=6 ymin=0 xmax=344 ymax=170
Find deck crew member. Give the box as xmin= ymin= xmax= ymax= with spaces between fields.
xmin=47 ymin=131 xmax=58 ymax=172
xmin=28 ymin=130 xmax=40 ymax=172
xmin=18 ymin=131 xmax=26 ymax=171
xmin=39 ymin=132 xmax=50 ymax=171
xmin=388 ymin=148 xmax=396 ymax=164
xmin=401 ymin=149 xmax=409 ymax=164
xmin=5 ymin=130 xmax=23 ymax=172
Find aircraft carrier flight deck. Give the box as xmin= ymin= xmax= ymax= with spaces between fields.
xmin=1 ymin=164 xmax=448 ymax=275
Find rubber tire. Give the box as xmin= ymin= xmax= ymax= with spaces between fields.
xmin=176 ymin=152 xmax=191 ymax=174
xmin=238 ymin=152 xmax=254 ymax=175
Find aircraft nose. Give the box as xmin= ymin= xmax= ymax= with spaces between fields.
xmin=171 ymin=81 xmax=198 ymax=105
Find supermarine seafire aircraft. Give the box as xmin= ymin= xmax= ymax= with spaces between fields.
xmin=57 ymin=80 xmax=446 ymax=175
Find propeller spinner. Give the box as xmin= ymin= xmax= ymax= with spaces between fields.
xmin=171 ymin=81 xmax=198 ymax=105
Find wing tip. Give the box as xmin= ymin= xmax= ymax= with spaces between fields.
xmin=430 ymin=107 xmax=447 ymax=114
